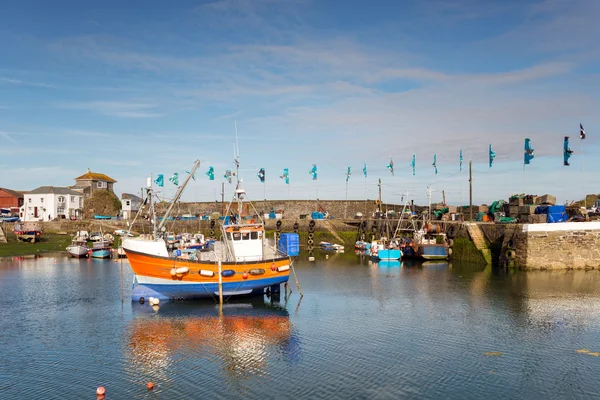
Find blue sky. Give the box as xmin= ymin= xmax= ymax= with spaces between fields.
xmin=1 ymin=0 xmax=598 ymax=206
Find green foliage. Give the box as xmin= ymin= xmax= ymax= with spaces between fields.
xmin=84 ymin=190 xmax=122 ymax=218
xmin=0 ymin=230 xmax=72 ymax=257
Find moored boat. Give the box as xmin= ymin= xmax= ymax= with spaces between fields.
xmin=66 ymin=239 xmax=89 ymax=258
xmin=123 ymin=158 xmax=292 ymax=301
xmin=90 ymin=240 xmax=111 ymax=258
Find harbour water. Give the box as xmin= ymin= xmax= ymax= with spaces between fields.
xmin=2 ymin=255 xmax=600 ymax=399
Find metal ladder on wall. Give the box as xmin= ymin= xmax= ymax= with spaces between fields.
xmin=465 ymin=223 xmax=492 ymax=265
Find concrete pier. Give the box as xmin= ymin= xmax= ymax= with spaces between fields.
xmin=501 ymin=222 xmax=600 ymax=270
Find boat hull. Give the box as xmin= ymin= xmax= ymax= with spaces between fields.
xmin=91 ymin=249 xmax=111 ymax=258
xmin=372 ymin=249 xmax=402 ymax=261
xmin=67 ymin=245 xmax=89 ymax=258
xmin=132 ymin=275 xmax=289 ymax=301
xmin=124 ymin=248 xmax=291 ymax=301
xmin=419 ymin=244 xmax=449 ymax=260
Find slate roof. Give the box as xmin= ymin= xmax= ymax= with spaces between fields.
xmin=122 ymin=193 xmax=142 ymax=201
xmin=28 ymin=186 xmax=83 ymax=196
xmin=0 ymin=188 xmax=24 ymax=198
xmin=74 ymin=169 xmax=117 ymax=183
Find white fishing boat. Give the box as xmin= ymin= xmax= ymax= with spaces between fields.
xmin=66 ymin=238 xmax=89 ymax=258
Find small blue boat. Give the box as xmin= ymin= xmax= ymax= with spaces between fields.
xmin=0 ymin=216 xmax=19 ymax=222
xmin=373 ymin=249 xmax=402 ymax=261
xmin=94 ymin=215 xmax=112 ymax=220
xmin=90 ymin=240 xmax=111 ymax=258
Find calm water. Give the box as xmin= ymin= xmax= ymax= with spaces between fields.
xmin=2 ymin=254 xmax=600 ymax=399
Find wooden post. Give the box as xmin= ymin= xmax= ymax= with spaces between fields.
xmin=218 ymin=259 xmax=223 ymax=305
xmin=469 ymin=160 xmax=473 ymax=222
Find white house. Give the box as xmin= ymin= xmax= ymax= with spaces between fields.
xmin=20 ymin=186 xmax=84 ymax=222
xmin=121 ymin=193 xmax=142 ymax=220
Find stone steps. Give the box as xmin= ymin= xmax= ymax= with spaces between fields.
xmin=465 ymin=223 xmax=492 ymax=264
xmin=0 ymin=225 xmax=7 ymax=244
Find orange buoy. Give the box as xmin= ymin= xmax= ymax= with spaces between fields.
xmin=147 ymin=382 xmax=154 ymax=391
xmin=270 ymin=263 xmax=277 ymax=271
xmin=96 ymin=386 xmax=106 ymax=395
xmin=242 ymin=271 xmax=249 ymax=280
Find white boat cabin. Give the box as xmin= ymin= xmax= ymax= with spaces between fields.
xmin=225 ymin=225 xmax=264 ymax=262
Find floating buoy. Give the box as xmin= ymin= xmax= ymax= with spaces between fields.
xmin=139 ymin=297 xmax=145 ymax=304
xmin=325 ymin=255 xmax=329 ymax=259
xmin=150 ymin=298 xmax=160 ymax=306
xmin=148 ymin=297 xmax=155 ymax=303
xmin=199 ymin=269 xmax=214 ymax=277
xmin=277 ymin=265 xmax=290 ymax=272
xmin=170 ymin=268 xmax=177 ymax=277
xmin=147 ymin=382 xmax=154 ymax=391
xmin=221 ymin=269 xmax=235 ymax=277
xmin=242 ymin=272 xmax=249 ymax=280
xmin=152 ymin=305 xmax=160 ymax=312
xmin=96 ymin=386 xmax=106 ymax=395
xmin=270 ymin=263 xmax=277 ymax=271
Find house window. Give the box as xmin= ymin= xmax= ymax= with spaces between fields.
xmin=71 ymin=196 xmax=75 ymax=202
xmin=28 ymin=198 xmax=31 ymax=203
xmin=97 ymin=181 xmax=107 ymax=189
xmin=57 ymin=207 xmax=65 ymax=215
xmin=125 ymin=200 xmax=130 ymax=206
xmin=79 ymin=198 xmax=82 ymax=207
xmin=41 ymin=198 xmax=44 ymax=203
xmin=58 ymin=196 xmax=65 ymax=203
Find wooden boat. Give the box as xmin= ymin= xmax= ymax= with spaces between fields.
xmin=90 ymin=240 xmax=111 ymax=258
xmin=123 ymin=158 xmax=291 ymax=301
xmin=66 ymin=239 xmax=89 ymax=258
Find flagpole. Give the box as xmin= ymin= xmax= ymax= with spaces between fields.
xmin=581 ymin=137 xmax=586 ymax=208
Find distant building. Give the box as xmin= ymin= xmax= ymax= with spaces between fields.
xmin=121 ymin=193 xmax=142 ymax=220
xmin=20 ymin=186 xmax=83 ymax=221
xmin=0 ymin=188 xmax=24 ymax=214
xmin=71 ymin=169 xmax=117 ymax=198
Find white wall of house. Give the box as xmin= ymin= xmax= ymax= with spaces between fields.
xmin=22 ymin=193 xmax=83 ymax=222
xmin=121 ymin=197 xmax=141 ymax=220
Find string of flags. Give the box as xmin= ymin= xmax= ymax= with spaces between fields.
xmin=524 ymin=138 xmax=534 ymax=165
xmin=280 ymin=168 xmax=289 ymax=184
xmin=206 ymin=166 xmax=214 ymax=180
xmin=257 ymin=168 xmax=265 ymax=183
xmin=168 ymin=173 xmax=179 ymax=186
xmin=488 ymin=144 xmax=496 ymax=168
xmin=150 ymin=124 xmax=588 ymax=188
xmin=309 ymin=164 xmax=318 ymax=180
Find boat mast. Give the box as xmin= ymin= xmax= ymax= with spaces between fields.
xmin=157 ymin=159 xmax=201 ymax=234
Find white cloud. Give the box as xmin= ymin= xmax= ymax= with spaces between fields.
xmin=57 ymin=101 xmax=163 ymax=118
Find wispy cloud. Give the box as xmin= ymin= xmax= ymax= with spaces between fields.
xmin=57 ymin=101 xmax=163 ymax=118
xmin=0 ymin=131 xmax=18 ymax=144
xmin=0 ymin=77 xmax=56 ymax=88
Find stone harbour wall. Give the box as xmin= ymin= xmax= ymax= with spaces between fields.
xmin=520 ymin=222 xmax=600 ymax=270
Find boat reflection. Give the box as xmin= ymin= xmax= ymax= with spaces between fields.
xmin=127 ymin=297 xmax=300 ymax=381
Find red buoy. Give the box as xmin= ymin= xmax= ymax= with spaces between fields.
xmin=147 ymin=382 xmax=154 ymax=391
xmin=270 ymin=263 xmax=277 ymax=271
xmin=242 ymin=272 xmax=249 ymax=280
xmin=96 ymin=386 xmax=106 ymax=395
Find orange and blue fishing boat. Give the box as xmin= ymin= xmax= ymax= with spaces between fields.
xmin=123 ymin=158 xmax=292 ymax=302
